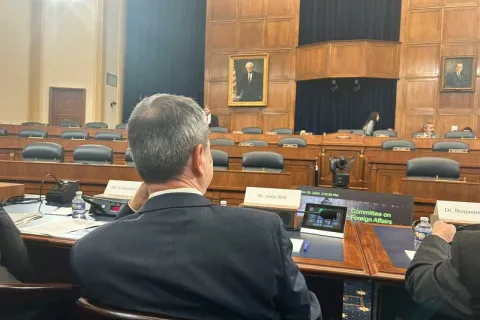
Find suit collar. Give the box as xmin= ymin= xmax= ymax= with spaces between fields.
xmin=140 ymin=193 xmax=214 ymax=213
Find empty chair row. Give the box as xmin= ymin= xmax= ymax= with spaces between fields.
xmin=382 ymin=140 xmax=470 ymax=152
xmin=20 ymin=121 xmax=129 ymax=129
xmin=210 ymin=137 xmax=307 ymax=147
xmin=16 ymin=129 xmax=123 ymax=141
xmin=22 ymin=143 xmax=113 ymax=164
xmin=210 ymin=127 xmax=293 ymax=135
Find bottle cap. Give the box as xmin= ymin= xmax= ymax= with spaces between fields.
xmin=420 ymin=217 xmax=429 ymax=222
xmin=76 ymin=191 xmax=83 ymax=195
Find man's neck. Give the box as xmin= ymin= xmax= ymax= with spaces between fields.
xmin=146 ymin=179 xmax=204 ymax=195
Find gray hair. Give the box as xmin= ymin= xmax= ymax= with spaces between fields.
xmin=127 ymin=94 xmax=209 ymax=183
xmin=423 ymin=121 xmax=433 ymax=129
xmin=245 ymin=62 xmax=254 ymax=68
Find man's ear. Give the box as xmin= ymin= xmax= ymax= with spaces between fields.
xmin=191 ymin=144 xmax=204 ymax=177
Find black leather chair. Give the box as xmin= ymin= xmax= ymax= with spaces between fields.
xmin=73 ymin=145 xmax=113 ymax=164
xmin=373 ymin=130 xmax=397 ymax=137
xmin=21 ymin=122 xmax=47 ymax=126
xmin=61 ymin=130 xmax=89 ymax=140
xmin=411 ymin=132 xmax=440 ymax=138
xmin=116 ymin=123 xmax=127 ymax=130
xmin=242 ymin=127 xmax=263 ymax=134
xmin=125 ymin=148 xmax=135 ymax=166
xmin=59 ymin=120 xmax=80 ymax=128
xmin=271 ymin=128 xmax=293 ymax=135
xmin=95 ymin=132 xmax=123 ymax=141
xmin=210 ymin=138 xmax=235 ymax=146
xmin=240 ymin=139 xmax=269 ymax=147
xmin=211 ymin=149 xmax=229 ymax=170
xmin=76 ymin=297 xmax=183 ymax=320
xmin=381 ymin=140 xmax=416 ymax=151
xmin=0 ymin=283 xmax=79 ymax=320
xmin=86 ymin=122 xmax=108 ymax=129
xmin=242 ymin=151 xmax=284 ymax=173
xmin=406 ymin=157 xmax=460 ymax=180
xmin=444 ymin=131 xmax=476 ymax=139
xmin=0 ymin=128 xmax=7 ymax=136
xmin=338 ymin=129 xmax=364 ymax=135
xmin=22 ymin=142 xmax=64 ymax=162
xmin=433 ymin=141 xmax=470 ymax=152
xmin=209 ymin=127 xmax=228 ymax=133
xmin=278 ymin=137 xmax=307 ymax=147
xmin=18 ymin=129 xmax=48 ymax=138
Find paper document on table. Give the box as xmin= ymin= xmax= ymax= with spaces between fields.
xmin=19 ymin=219 xmax=105 ymax=236
xmin=45 ymin=207 xmax=72 ymax=216
xmin=8 ymin=213 xmax=42 ymax=225
xmin=405 ymin=250 xmax=416 ymax=260
xmin=290 ymin=239 xmax=305 ymax=253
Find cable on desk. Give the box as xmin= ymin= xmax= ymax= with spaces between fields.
xmin=1 ymin=196 xmax=42 ymax=207
xmin=38 ymin=173 xmax=59 ymax=214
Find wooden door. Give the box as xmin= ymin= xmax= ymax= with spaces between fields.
xmin=49 ymin=87 xmax=86 ymax=126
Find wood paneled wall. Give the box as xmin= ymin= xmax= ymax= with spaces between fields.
xmin=396 ymin=0 xmax=480 ymax=137
xmin=204 ymin=0 xmax=300 ymax=132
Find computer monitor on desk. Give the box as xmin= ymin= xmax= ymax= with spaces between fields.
xmin=297 ymin=186 xmax=413 ymax=226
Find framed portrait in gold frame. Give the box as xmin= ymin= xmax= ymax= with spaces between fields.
xmin=228 ymin=54 xmax=269 ymax=107
xmin=441 ymin=56 xmax=476 ymax=92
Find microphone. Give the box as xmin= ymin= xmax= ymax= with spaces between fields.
xmin=319 ymin=210 xmax=338 ymax=220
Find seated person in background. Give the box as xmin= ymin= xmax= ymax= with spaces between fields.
xmin=71 ymin=94 xmax=321 ymax=320
xmin=413 ymin=122 xmax=437 ymax=138
xmin=362 ymin=111 xmax=380 ymax=136
xmin=406 ymin=221 xmax=479 ymax=319
xmin=0 ymin=207 xmax=34 ymax=283
xmin=463 ymin=127 xmax=473 ymax=132
xmin=204 ymin=106 xmax=219 ymax=128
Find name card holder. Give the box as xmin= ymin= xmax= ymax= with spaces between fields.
xmin=434 ymin=200 xmax=480 ymax=225
xmin=239 ymin=142 xmax=254 ymax=147
xmin=415 ymin=135 xmax=430 ymax=139
xmin=335 ymin=135 xmax=352 ymax=140
xmin=300 ymin=132 xmax=312 ymax=136
xmin=448 ymin=149 xmax=468 ymax=153
xmin=29 ymin=136 xmax=43 ymax=139
xmin=233 ymin=131 xmax=243 ymax=134
xmin=71 ymin=138 xmax=86 ymax=141
xmin=266 ymin=132 xmax=278 ymax=135
xmin=282 ymin=144 xmax=298 ymax=148
xmin=375 ymin=134 xmax=389 ymax=137
xmin=393 ymin=147 xmax=411 ymax=151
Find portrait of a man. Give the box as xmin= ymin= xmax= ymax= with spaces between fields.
xmin=442 ymin=56 xmax=475 ymax=91
xmin=228 ymin=54 xmax=269 ymax=106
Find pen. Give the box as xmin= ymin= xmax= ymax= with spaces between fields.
xmin=303 ymin=240 xmax=309 ymax=252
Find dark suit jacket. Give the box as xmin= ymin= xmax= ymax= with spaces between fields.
xmin=406 ymin=232 xmax=480 ymax=320
xmin=0 ymin=207 xmax=34 ymax=283
xmin=445 ymin=72 xmax=469 ymax=88
xmin=209 ymin=114 xmax=219 ymax=128
xmin=238 ymin=71 xmax=263 ymax=102
xmin=72 ymin=193 xmax=321 ymax=320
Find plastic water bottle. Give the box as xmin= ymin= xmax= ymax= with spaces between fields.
xmin=220 ymin=200 xmax=227 ymax=207
xmin=72 ymin=191 xmax=86 ymax=219
xmin=413 ymin=217 xmax=432 ymax=250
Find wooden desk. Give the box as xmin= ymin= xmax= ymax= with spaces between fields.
xmin=209 ymin=132 xmax=324 ymax=146
xmin=402 ymin=178 xmax=480 ymax=204
xmin=1 ymin=124 xmax=125 ymax=139
xmin=0 ymin=161 xmax=293 ymax=205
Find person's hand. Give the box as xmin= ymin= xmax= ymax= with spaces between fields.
xmin=129 ymin=183 xmax=149 ymax=212
xmin=432 ymin=221 xmax=456 ymax=243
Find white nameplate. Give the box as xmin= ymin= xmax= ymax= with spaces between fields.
xmin=244 ymin=187 xmax=301 ymax=209
xmin=282 ymin=144 xmax=298 ymax=148
xmin=266 ymin=132 xmax=278 ymax=135
xmin=375 ymin=134 xmax=389 ymax=137
xmin=434 ymin=200 xmax=480 ymax=224
xmin=233 ymin=131 xmax=243 ymax=134
xmin=448 ymin=149 xmax=468 ymax=153
xmin=239 ymin=142 xmax=254 ymax=147
xmin=393 ymin=147 xmax=411 ymax=151
xmin=103 ymin=180 xmax=141 ymax=198
xmin=300 ymin=132 xmax=313 ymax=136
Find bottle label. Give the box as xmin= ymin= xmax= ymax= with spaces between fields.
xmin=415 ymin=231 xmax=431 ymax=241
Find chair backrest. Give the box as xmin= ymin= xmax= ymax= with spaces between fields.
xmin=125 ymin=148 xmax=135 ymax=166
xmin=0 ymin=283 xmax=78 ymax=319
xmin=86 ymin=122 xmax=108 ymax=129
xmin=18 ymin=129 xmax=48 ymax=138
xmin=433 ymin=141 xmax=470 ymax=152
xmin=381 ymin=139 xmax=416 ymax=151
xmin=278 ymin=137 xmax=307 ymax=147
xmin=0 ymin=128 xmax=7 ymax=136
xmin=445 ymin=131 xmax=476 ymax=139
xmin=61 ymin=130 xmax=89 ymax=140
xmin=116 ymin=123 xmax=127 ymax=130
xmin=338 ymin=129 xmax=364 ymax=135
xmin=406 ymin=157 xmax=460 ymax=180
xmin=76 ymin=297 xmax=181 ymax=320
xmin=95 ymin=131 xmax=123 ymax=141
xmin=271 ymin=128 xmax=293 ymax=135
xmin=242 ymin=127 xmax=263 ymax=134
xmin=59 ymin=119 xmax=80 ymax=128
xmin=210 ymin=138 xmax=235 ymax=146
xmin=240 ymin=139 xmax=269 ymax=147
xmin=209 ymin=127 xmax=228 ymax=133
xmin=211 ymin=149 xmax=229 ymax=170
xmin=21 ymin=122 xmax=46 ymax=126
xmin=22 ymin=142 xmax=64 ymax=163
xmin=373 ymin=130 xmax=397 ymax=137
xmin=242 ymin=151 xmax=284 ymax=173
xmin=73 ymin=145 xmax=113 ymax=164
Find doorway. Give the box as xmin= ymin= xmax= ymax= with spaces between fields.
xmin=49 ymin=87 xmax=86 ymax=126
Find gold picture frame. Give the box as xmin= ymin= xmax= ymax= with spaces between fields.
xmin=228 ymin=53 xmax=269 ymax=107
xmin=441 ymin=56 xmax=476 ymax=92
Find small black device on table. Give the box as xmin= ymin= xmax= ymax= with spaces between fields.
xmin=82 ymin=195 xmax=128 ymax=217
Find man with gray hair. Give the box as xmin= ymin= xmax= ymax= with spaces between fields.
xmin=71 ymin=94 xmax=321 ymax=320
xmin=237 ymin=61 xmax=264 ymax=102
